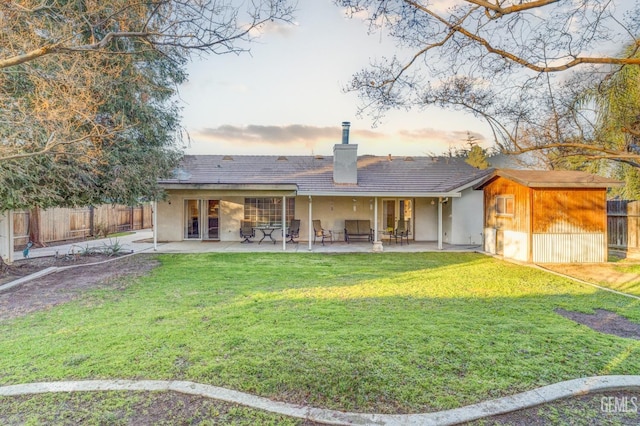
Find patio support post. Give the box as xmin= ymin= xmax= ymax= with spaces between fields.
xmin=7 ymin=210 xmax=14 ymax=264
xmin=153 ymin=201 xmax=158 ymax=251
xmin=438 ymin=197 xmax=443 ymax=250
xmin=308 ymin=196 xmax=312 ymax=251
xmin=282 ymin=196 xmax=286 ymax=251
xmin=372 ymin=196 xmax=383 ymax=252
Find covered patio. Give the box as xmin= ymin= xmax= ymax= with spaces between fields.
xmin=12 ymin=229 xmax=483 ymax=260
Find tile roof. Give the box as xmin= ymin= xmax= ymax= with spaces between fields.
xmin=159 ymin=155 xmax=493 ymax=195
xmin=477 ymin=169 xmax=623 ymax=188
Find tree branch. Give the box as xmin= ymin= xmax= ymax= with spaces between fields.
xmin=463 ymin=0 xmax=560 ymax=16
xmin=401 ymin=0 xmax=640 ymax=73
xmin=504 ymin=141 xmax=640 ymax=160
xmin=0 ymin=44 xmax=64 ymax=69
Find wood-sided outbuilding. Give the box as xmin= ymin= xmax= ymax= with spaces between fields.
xmin=477 ymin=169 xmax=622 ymax=263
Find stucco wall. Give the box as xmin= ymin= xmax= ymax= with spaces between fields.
xmin=451 ymin=188 xmax=484 ymax=245
xmin=157 ymin=191 xmax=478 ymax=245
xmin=158 ymin=191 xmax=248 ymax=242
xmin=297 ymin=196 xmax=376 ymax=242
xmin=413 ymin=198 xmax=438 ymax=241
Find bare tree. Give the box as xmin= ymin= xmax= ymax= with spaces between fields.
xmin=335 ymin=0 xmax=640 ymax=165
xmin=1 ymin=1 xmax=295 ymax=69
xmin=0 ymin=0 xmax=295 ymax=210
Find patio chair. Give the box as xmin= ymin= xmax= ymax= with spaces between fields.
xmin=394 ymin=220 xmax=410 ymax=245
xmin=286 ymin=219 xmax=300 ymax=243
xmin=312 ymin=220 xmax=332 ymax=246
xmin=240 ymin=221 xmax=255 ymax=243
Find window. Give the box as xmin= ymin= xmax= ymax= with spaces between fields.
xmin=244 ymin=198 xmax=295 ymax=226
xmin=496 ymin=195 xmax=514 ymax=216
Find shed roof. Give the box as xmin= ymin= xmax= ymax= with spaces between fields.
xmin=159 ymin=155 xmax=493 ymax=196
xmin=476 ymin=169 xmax=623 ymax=189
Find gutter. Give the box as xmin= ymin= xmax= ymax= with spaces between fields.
xmin=297 ymin=191 xmax=463 ymax=198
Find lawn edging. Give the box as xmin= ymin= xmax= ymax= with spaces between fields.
xmin=1 ymin=376 xmax=639 ymax=426
xmin=0 ymin=267 xmax=58 ymax=293
xmin=0 ymin=250 xmax=150 ymax=294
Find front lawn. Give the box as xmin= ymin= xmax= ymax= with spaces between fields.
xmin=1 ymin=253 xmax=639 ymax=414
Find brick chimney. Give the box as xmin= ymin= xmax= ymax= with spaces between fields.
xmin=333 ymin=122 xmax=357 ymax=184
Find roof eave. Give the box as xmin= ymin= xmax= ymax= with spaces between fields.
xmin=473 ymin=170 xmax=624 ymax=189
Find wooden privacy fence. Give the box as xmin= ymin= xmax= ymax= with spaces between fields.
xmin=607 ymin=200 xmax=640 ymax=251
xmin=13 ymin=204 xmax=152 ymax=247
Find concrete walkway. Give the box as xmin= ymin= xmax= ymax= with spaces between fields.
xmin=0 ymin=376 xmax=639 ymax=425
xmin=14 ymin=230 xmax=156 ymax=260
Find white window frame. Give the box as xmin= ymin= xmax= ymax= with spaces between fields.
xmin=496 ymin=195 xmax=515 ymax=217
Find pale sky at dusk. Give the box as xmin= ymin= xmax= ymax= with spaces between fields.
xmin=179 ymin=0 xmax=491 ymax=157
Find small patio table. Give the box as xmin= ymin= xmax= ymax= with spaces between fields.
xmin=255 ymin=225 xmax=281 ymax=244
xmin=331 ymin=230 xmax=344 ymax=242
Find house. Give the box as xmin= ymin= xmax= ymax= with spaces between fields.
xmin=477 ymin=169 xmax=622 ymax=263
xmin=156 ymin=123 xmax=493 ymax=250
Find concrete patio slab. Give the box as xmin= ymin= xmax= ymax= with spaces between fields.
xmin=15 ymin=229 xmax=481 ymax=259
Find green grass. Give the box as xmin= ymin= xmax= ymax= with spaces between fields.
xmin=611 ymin=263 xmax=640 ymax=296
xmin=1 ymin=253 xmax=640 ymax=414
xmin=469 ymin=391 xmax=640 ymax=425
xmin=105 ymin=231 xmax=135 ymax=238
xmin=0 ymin=391 xmax=301 ymax=425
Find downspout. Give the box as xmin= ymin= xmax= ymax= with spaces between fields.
xmin=282 ymin=196 xmax=286 ymax=251
xmin=438 ymin=197 xmax=443 ymax=250
xmin=153 ymin=201 xmax=158 ymax=251
xmin=308 ymin=195 xmax=313 ymax=251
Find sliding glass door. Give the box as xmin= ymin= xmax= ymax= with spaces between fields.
xmin=205 ymin=200 xmax=219 ymax=240
xmin=184 ymin=199 xmax=220 ymax=240
xmin=382 ymin=199 xmax=413 ymax=235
